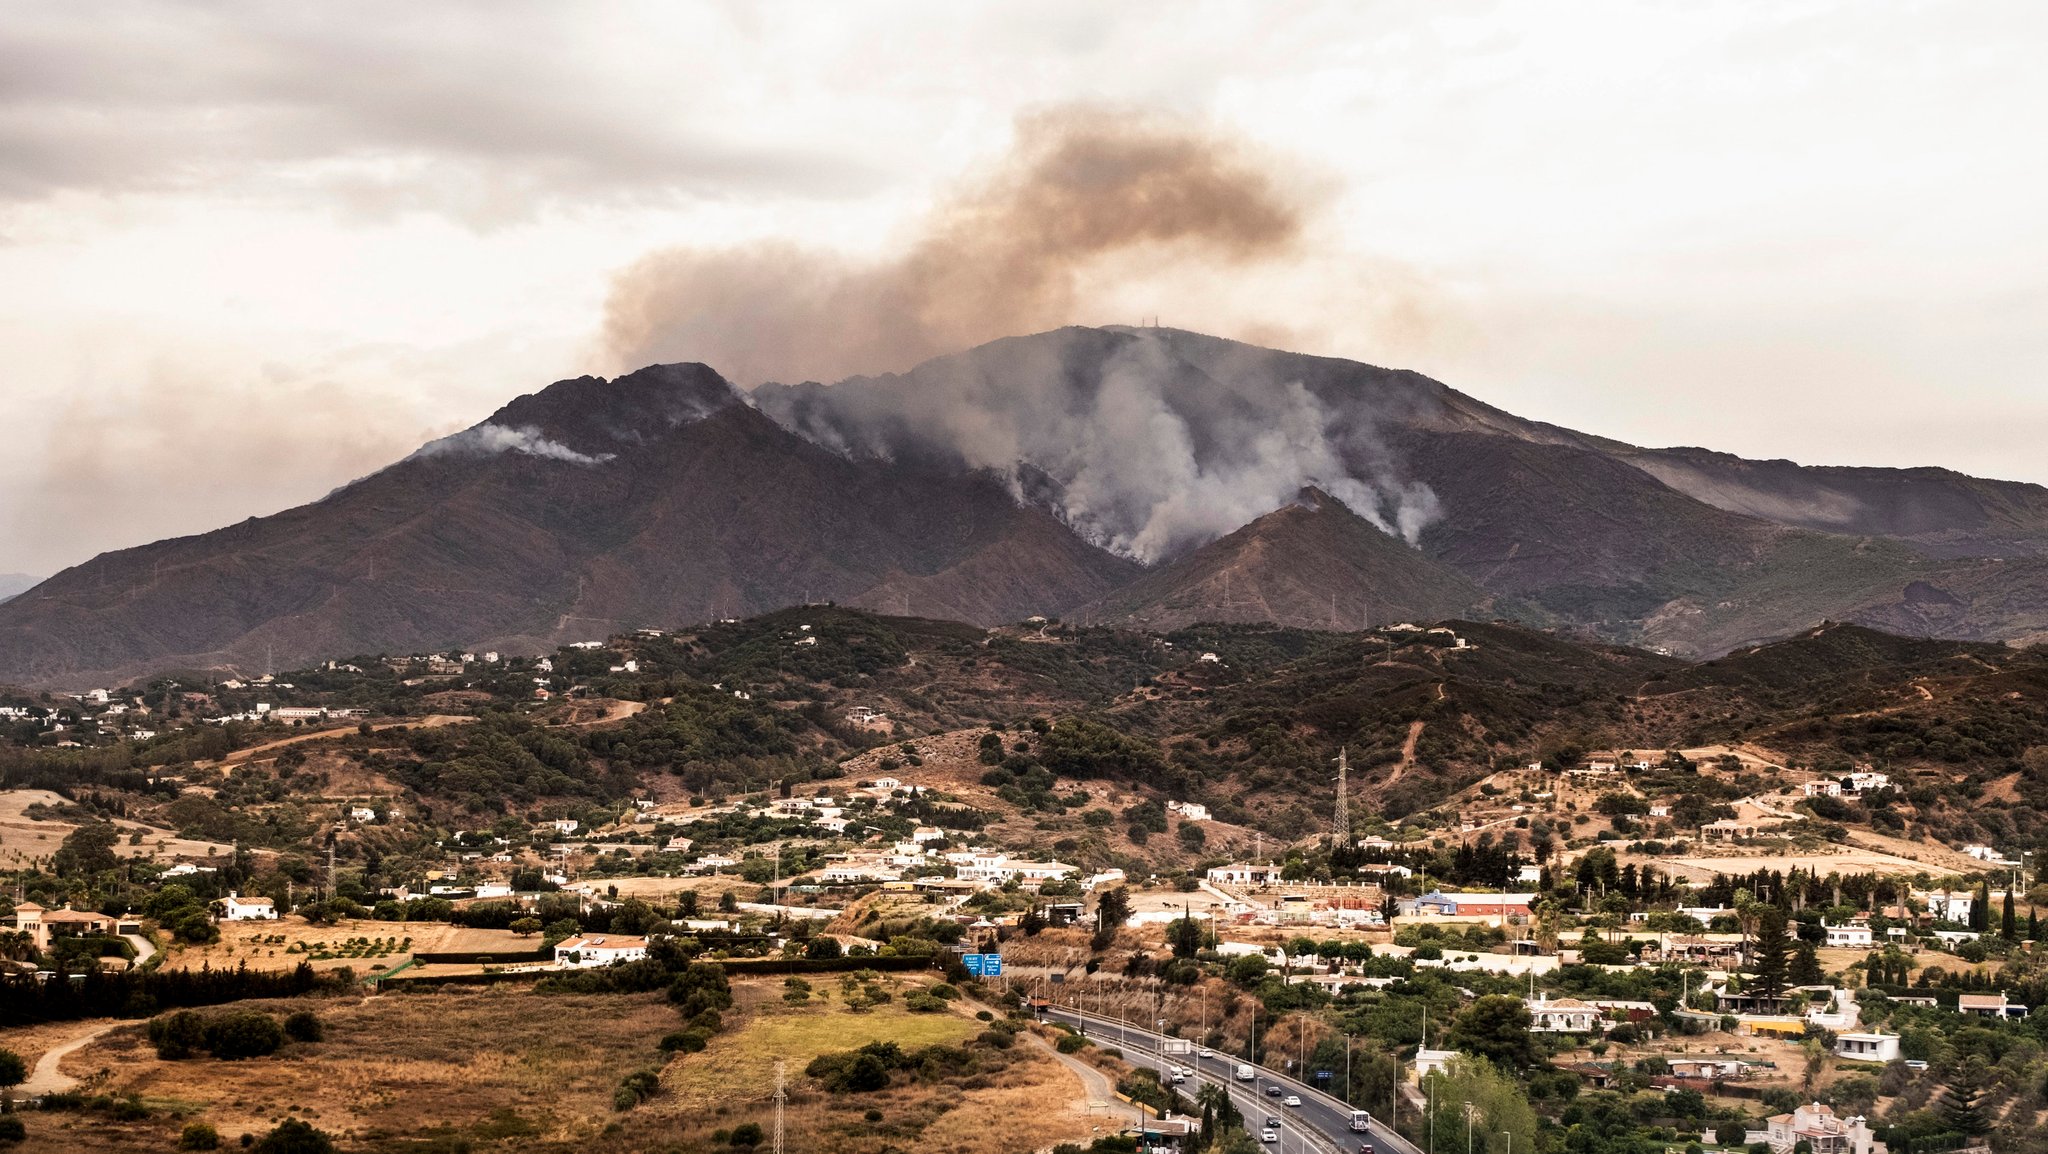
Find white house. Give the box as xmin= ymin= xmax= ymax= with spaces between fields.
xmin=1167 ymin=800 xmax=1211 ymax=822
xmin=1802 ymin=780 xmax=1842 ymax=798
xmin=555 ymin=934 xmax=649 ymax=968
xmin=1957 ymin=993 xmax=2027 ymax=1018
xmin=220 ymin=893 xmax=278 ymax=921
xmin=1205 ymin=862 xmax=1282 ymax=887
xmin=549 ymin=819 xmax=580 ymax=835
xmin=350 ymin=807 xmax=378 ymax=823
xmin=1922 ymin=890 xmax=1973 ymax=924
xmin=1824 ymin=922 xmax=1873 ymax=948
xmin=1526 ymin=995 xmax=1603 ymax=1033
xmin=1845 ymin=771 xmax=1889 ymax=793
xmin=910 ymin=826 xmax=947 ymax=844
xmin=1764 ymin=1102 xmax=1876 ymax=1154
xmin=1833 ymin=1033 xmax=1900 ymax=1063
xmin=1414 ymin=1048 xmax=1457 ymax=1081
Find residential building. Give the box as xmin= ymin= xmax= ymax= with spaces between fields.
xmin=1957 ymin=993 xmax=2027 ymax=1018
xmin=1526 ymin=995 xmax=1603 ymax=1033
xmin=555 ymin=935 xmax=649 ymax=968
xmin=1205 ymin=862 xmax=1281 ymax=887
xmin=1410 ymin=891 xmax=1534 ymax=918
xmin=1834 ymin=1033 xmax=1900 ymax=1063
xmin=1764 ymin=1102 xmax=1876 ymax=1154
xmin=1802 ymin=780 xmax=1842 ymax=797
xmin=1167 ymin=800 xmax=1211 ymax=822
xmin=1922 ymin=890 xmax=1973 ymax=924
xmin=1824 ymin=922 xmax=1873 ymax=948
xmin=220 ymin=893 xmax=277 ymax=921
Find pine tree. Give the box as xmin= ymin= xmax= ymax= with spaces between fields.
xmin=1789 ymin=941 xmax=1825 ymax=987
xmin=1939 ymin=1058 xmax=1992 ymax=1136
xmin=1751 ymin=907 xmax=1792 ymax=999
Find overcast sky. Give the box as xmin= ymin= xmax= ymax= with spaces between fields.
xmin=2 ymin=1 xmax=2044 ymax=577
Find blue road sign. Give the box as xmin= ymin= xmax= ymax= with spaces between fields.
xmin=963 ymin=952 xmax=1002 ymax=976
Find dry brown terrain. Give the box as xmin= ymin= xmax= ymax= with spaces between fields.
xmin=158 ymin=916 xmax=536 ymax=975
xmin=0 ymin=789 xmax=230 ymax=869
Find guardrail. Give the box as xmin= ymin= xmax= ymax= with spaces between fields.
xmin=1047 ymin=1005 xmax=1426 ymax=1154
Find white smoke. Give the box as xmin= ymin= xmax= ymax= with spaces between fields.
xmin=759 ymin=331 xmax=1442 ymax=564
xmin=407 ymin=422 xmax=615 ymax=466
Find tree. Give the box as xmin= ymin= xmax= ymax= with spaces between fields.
xmin=1751 ymin=907 xmax=1791 ymax=1000
xmin=1789 ymin=941 xmax=1825 ymax=987
xmin=1093 ymin=887 xmax=1132 ymax=949
xmin=2001 ymin=888 xmax=2016 ymax=940
xmin=1166 ymin=915 xmax=1205 ymax=959
xmin=1968 ymin=882 xmax=1989 ymax=932
xmin=51 ymin=822 xmax=120 ymax=878
xmin=1446 ymin=995 xmax=1537 ymax=1071
xmin=1420 ymin=1056 xmax=1539 ymax=1154
xmin=509 ymin=917 xmax=543 ymax=936
xmin=0 ymin=1049 xmax=21 ymax=1114
xmin=1939 ymin=1058 xmax=1992 ymax=1136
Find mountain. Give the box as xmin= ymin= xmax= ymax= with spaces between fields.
xmin=0 ymin=574 xmax=37 ymax=604
xmin=0 ymin=364 xmax=1135 ymax=686
xmin=6 ymin=325 xmax=2048 ymax=685
xmin=1073 ymin=486 xmax=1490 ymax=631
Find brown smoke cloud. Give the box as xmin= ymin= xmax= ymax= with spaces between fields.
xmin=601 ymin=105 xmax=1311 ymax=384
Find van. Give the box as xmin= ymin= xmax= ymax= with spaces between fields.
xmin=1235 ymin=1064 xmax=1255 ymax=1081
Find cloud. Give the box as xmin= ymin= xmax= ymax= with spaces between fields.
xmin=406 ymin=422 xmax=614 ymax=466
xmin=0 ymin=3 xmax=878 ymax=224
xmin=601 ymin=104 xmax=1312 ymax=384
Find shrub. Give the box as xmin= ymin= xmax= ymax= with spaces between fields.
xmin=206 ymin=1012 xmax=285 ymax=1060
xmin=1056 ymin=1033 xmax=1091 ymax=1054
xmin=730 ymin=1122 xmax=764 ymax=1147
xmin=148 ymin=1010 xmax=208 ymax=1060
xmin=180 ymin=1121 xmax=223 ymax=1150
xmin=282 ymin=1011 xmax=324 ymax=1043
xmin=250 ymin=1119 xmax=335 ymax=1154
xmin=0 ymin=1118 xmax=21 ymax=1144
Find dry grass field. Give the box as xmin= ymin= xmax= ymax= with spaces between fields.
xmin=9 ymin=986 xmax=678 ymax=1153
xmin=159 ymin=916 xmax=536 ymax=975
xmin=0 ymin=974 xmax=1111 ymax=1154
xmin=0 ymin=788 xmax=230 ymax=870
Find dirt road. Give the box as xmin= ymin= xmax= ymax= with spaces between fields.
xmin=21 ymin=1020 xmax=121 ymax=1096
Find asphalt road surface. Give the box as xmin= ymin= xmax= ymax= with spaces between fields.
xmin=1038 ymin=1005 xmax=1423 ymax=1154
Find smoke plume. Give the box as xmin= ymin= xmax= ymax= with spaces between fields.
xmin=407 ymin=422 xmax=614 ymax=466
xmin=602 ymin=105 xmax=1306 ymax=385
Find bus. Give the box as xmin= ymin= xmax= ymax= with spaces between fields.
xmin=1348 ymin=1110 xmax=1372 ymax=1133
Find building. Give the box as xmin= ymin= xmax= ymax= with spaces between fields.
xmin=6 ymin=903 xmax=122 ymax=950
xmin=1801 ymin=780 xmax=1842 ymax=797
xmin=1414 ymin=1048 xmax=1457 ymax=1081
xmin=1700 ymin=820 xmax=1758 ymax=841
xmin=1922 ymin=890 xmax=1974 ymax=924
xmin=1834 ymin=1033 xmax=1900 ymax=1063
xmin=1764 ymin=1102 xmax=1877 ymax=1154
xmin=1410 ymin=891 xmax=1534 ymax=918
xmin=220 ymin=893 xmax=277 ymax=921
xmin=1205 ymin=862 xmax=1282 ymax=887
xmin=1527 ymin=996 xmax=1604 ymax=1033
xmin=1166 ymin=800 xmax=1211 ymax=822
xmin=1957 ymin=993 xmax=2027 ymax=1019
xmin=350 ymin=807 xmax=378 ymax=823
xmin=555 ymin=935 xmax=649 ymax=968
xmin=1845 ymin=772 xmax=1890 ymax=793
xmin=954 ymin=855 xmax=1075 ymax=885
xmin=1824 ymin=922 xmax=1873 ymax=948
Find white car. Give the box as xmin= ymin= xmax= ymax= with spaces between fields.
xmin=1199 ymin=1048 xmax=1215 ymax=1059
xmin=1284 ymin=1095 xmax=1303 ymax=1107
xmin=1261 ymin=1130 xmax=1279 ymax=1144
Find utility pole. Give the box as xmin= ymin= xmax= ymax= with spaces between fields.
xmin=773 ymin=1058 xmax=787 ymax=1154
xmin=1333 ymin=748 xmax=1351 ymax=844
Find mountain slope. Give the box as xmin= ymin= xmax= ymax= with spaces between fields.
xmin=0 ymin=365 xmax=1136 ymax=685
xmin=1074 ymin=487 xmax=1488 ymax=631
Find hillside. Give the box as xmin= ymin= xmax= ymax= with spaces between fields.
xmin=9 ymin=326 xmax=2048 ymax=684
xmin=1073 ymin=486 xmax=1489 ymax=631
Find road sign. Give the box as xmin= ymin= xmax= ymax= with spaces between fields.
xmin=963 ymin=952 xmax=1003 ymax=976
xmin=1314 ymin=1070 xmax=1333 ymax=1082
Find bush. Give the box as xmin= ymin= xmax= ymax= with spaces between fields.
xmin=0 ymin=1118 xmax=21 ymax=1144
xmin=250 ymin=1119 xmax=335 ymax=1154
xmin=148 ymin=1011 xmax=208 ymax=1059
xmin=206 ymin=1012 xmax=285 ymax=1060
xmin=1056 ymin=1033 xmax=1091 ymax=1054
xmin=730 ymin=1122 xmax=764 ymax=1147
xmin=180 ymin=1121 xmax=223 ymax=1150
xmin=282 ymin=1011 xmax=324 ymax=1043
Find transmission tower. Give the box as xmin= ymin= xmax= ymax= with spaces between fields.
xmin=1332 ymin=747 xmax=1351 ymax=843
xmin=773 ymin=1057 xmax=787 ymax=1154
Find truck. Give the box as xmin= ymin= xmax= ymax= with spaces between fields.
xmin=1235 ymin=1064 xmax=1256 ymax=1081
xmin=1348 ymin=1110 xmax=1373 ymax=1132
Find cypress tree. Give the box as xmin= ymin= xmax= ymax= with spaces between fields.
xmin=2002 ymin=888 xmax=2017 ymax=940
xmin=1969 ymin=882 xmax=1989 ymax=932
xmin=1752 ymin=907 xmax=1791 ymax=1000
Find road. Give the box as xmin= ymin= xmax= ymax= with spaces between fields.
xmin=21 ymin=1020 xmax=121 ymax=1097
xmin=1038 ymin=1004 xmax=1422 ymax=1154
xmin=122 ymin=931 xmax=156 ymax=969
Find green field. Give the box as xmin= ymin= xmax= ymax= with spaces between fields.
xmin=666 ymin=989 xmax=981 ymax=1107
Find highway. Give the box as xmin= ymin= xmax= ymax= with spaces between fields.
xmin=1037 ymin=1004 xmax=1424 ymax=1154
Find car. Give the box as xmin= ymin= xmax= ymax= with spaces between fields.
xmin=1266 ymin=1085 xmax=1284 ymax=1097
xmin=1358 ymin=1146 xmax=1376 ymax=1154
xmin=1199 ymin=1048 xmax=1215 ymax=1059
xmin=1266 ymin=1118 xmax=1282 ymax=1129
xmin=1284 ymin=1095 xmax=1302 ymax=1107
xmin=1904 ymin=1059 xmax=1929 ymax=1071
xmin=1169 ymin=1071 xmax=1185 ymax=1083
xmin=1261 ymin=1131 xmax=1279 ymax=1144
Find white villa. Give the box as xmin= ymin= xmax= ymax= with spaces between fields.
xmin=220 ymin=893 xmax=278 ymax=921
xmin=555 ymin=935 xmax=649 ymax=968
